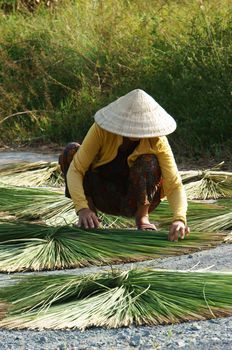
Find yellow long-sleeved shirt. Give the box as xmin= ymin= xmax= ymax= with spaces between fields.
xmin=67 ymin=122 xmax=187 ymax=224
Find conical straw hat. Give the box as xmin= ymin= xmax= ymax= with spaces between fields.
xmin=94 ymin=89 xmax=177 ymax=138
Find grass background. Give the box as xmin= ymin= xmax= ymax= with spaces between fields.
xmin=0 ymin=0 xmax=231 ymax=159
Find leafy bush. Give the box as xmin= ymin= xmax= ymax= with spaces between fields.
xmin=0 ymin=0 xmax=231 ymax=156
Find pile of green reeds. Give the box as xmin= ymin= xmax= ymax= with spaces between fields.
xmin=0 ymin=186 xmax=134 ymax=227
xmin=0 ymin=186 xmax=70 ymax=223
xmin=1 ymin=186 xmax=231 ymax=230
xmin=0 ymin=222 xmax=225 ymax=272
xmin=0 ymin=162 xmax=63 ymax=187
xmin=192 ymin=212 xmax=232 ymax=232
xmin=151 ymin=198 xmax=232 ymax=235
xmin=224 ymin=232 xmax=232 ymax=243
xmin=0 ymin=268 xmax=232 ymax=329
xmin=180 ymin=163 xmax=232 ymax=199
xmin=0 ymin=182 xmax=231 ymax=235
xmin=187 ymin=199 xmax=232 ymax=234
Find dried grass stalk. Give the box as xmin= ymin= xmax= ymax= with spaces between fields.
xmin=224 ymin=232 xmax=232 ymax=243
xmin=180 ymin=163 xmax=232 ymax=199
xmin=0 ymin=161 xmax=63 ymax=187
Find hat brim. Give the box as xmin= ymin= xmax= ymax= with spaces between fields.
xmin=94 ymin=89 xmax=177 ymax=138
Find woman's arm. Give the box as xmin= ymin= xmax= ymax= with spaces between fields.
xmin=67 ymin=123 xmax=103 ymax=213
xmin=156 ymin=137 xmax=189 ymax=240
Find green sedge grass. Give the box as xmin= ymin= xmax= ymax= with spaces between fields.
xmin=0 ymin=269 xmax=232 ymax=329
xmin=0 ymin=222 xmax=225 ymax=272
xmin=0 ymin=186 xmax=231 ymax=228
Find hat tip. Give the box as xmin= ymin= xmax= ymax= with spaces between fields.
xmin=129 ymin=88 xmax=147 ymax=97
xmin=133 ymin=88 xmax=145 ymax=93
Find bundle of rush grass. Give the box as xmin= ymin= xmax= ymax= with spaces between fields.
xmin=180 ymin=163 xmax=232 ymax=200
xmin=224 ymin=232 xmax=232 ymax=243
xmin=0 ymin=186 xmax=71 ymax=224
xmin=0 ymin=161 xmax=63 ymax=187
xmin=1 ymin=186 xmax=231 ymax=229
xmin=0 ymin=186 xmax=133 ymax=228
xmin=150 ymin=197 xmax=231 ymax=228
xmin=192 ymin=211 xmax=232 ymax=232
xmin=0 ymin=269 xmax=232 ymax=330
xmin=0 ymin=222 xmax=225 ymax=272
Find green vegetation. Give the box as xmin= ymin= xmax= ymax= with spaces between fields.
xmin=0 ymin=0 xmax=60 ymax=13
xmin=1 ymin=269 xmax=232 ymax=329
xmin=0 ymin=185 xmax=231 ymax=228
xmin=0 ymin=221 xmax=224 ymax=272
xmin=0 ymin=0 xmax=231 ymax=157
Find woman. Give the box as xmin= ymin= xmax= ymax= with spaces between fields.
xmin=63 ymin=89 xmax=189 ymax=241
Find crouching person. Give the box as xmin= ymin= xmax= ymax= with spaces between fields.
xmin=60 ymin=89 xmax=189 ymax=241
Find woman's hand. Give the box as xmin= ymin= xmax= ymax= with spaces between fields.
xmin=168 ymin=221 xmax=190 ymax=241
xmin=77 ymin=208 xmax=100 ymax=229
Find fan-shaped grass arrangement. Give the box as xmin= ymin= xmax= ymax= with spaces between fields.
xmin=0 ymin=186 xmax=231 ymax=229
xmin=150 ymin=198 xmax=231 ymax=228
xmin=0 ymin=222 xmax=225 ymax=273
xmin=0 ymin=269 xmax=232 ymax=330
xmin=187 ymin=199 xmax=232 ymax=234
xmin=0 ymin=162 xmax=231 ymax=331
xmin=0 ymin=186 xmax=71 ymax=223
xmin=0 ymin=161 xmax=63 ymax=187
xmin=0 ymin=186 xmax=134 ymax=227
xmin=192 ymin=212 xmax=232 ymax=232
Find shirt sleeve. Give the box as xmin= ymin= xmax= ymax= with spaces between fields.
xmin=66 ymin=123 xmax=103 ymax=213
xmin=156 ymin=137 xmax=188 ymax=224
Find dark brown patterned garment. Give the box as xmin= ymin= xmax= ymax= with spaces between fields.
xmin=59 ymin=142 xmax=80 ymax=198
xmin=59 ymin=138 xmax=162 ymax=217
